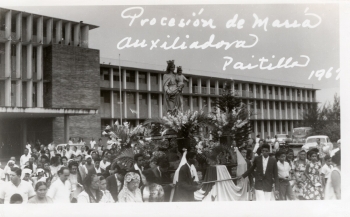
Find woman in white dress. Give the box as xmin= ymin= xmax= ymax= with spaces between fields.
xmin=118 ymin=172 xmax=143 ymax=202
xmin=325 ymin=150 xmax=341 ymax=200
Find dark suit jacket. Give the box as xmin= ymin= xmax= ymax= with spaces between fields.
xmin=242 ymin=156 xmax=279 ymax=192
xmin=174 ymin=164 xmax=198 ymax=202
xmin=106 ymin=174 xmax=121 ymax=202
xmin=143 ymin=167 xmax=172 ymax=201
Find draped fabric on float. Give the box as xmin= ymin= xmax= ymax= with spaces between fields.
xmin=195 ymin=149 xmax=250 ymax=201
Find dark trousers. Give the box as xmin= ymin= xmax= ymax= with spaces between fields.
xmin=279 ymin=179 xmax=295 ymax=200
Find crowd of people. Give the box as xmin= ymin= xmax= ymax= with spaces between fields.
xmin=0 ymin=135 xmax=341 ymax=204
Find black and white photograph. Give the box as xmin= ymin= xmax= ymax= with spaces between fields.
xmin=0 ymin=0 xmax=347 ymax=216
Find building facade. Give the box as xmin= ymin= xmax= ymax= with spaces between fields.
xmin=0 ymin=8 xmax=100 ymax=158
xmin=0 ymin=7 xmax=318 ymax=158
xmin=99 ymin=62 xmax=317 ymax=140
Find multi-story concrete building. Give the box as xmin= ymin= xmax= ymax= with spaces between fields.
xmin=99 ymin=59 xmax=317 ymax=141
xmin=0 ymin=7 xmax=100 ymax=157
xmin=0 ymin=7 xmax=317 ymax=158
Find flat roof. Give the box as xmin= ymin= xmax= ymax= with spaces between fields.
xmin=0 ymin=7 xmax=99 ymax=30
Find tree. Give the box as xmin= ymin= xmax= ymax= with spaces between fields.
xmin=302 ymin=93 xmax=340 ymax=142
xmin=211 ymin=84 xmax=253 ymax=146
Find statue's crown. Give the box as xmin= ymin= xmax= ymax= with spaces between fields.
xmin=177 ymin=66 xmax=182 ymax=71
xmin=167 ymin=60 xmax=175 ymax=66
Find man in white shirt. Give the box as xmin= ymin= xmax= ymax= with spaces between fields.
xmin=0 ymin=168 xmax=35 ymax=204
xmin=276 ymin=150 xmax=295 ymax=200
xmin=90 ymin=138 xmax=96 ymax=150
xmin=320 ymin=155 xmax=333 ymax=186
xmin=47 ymin=167 xmax=72 ymax=203
xmin=100 ymin=155 xmax=111 ymax=171
xmin=20 ymin=148 xmax=31 ymax=168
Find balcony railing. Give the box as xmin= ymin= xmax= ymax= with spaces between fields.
xmin=11 ymin=32 xmax=16 ymax=40
xmin=0 ymin=30 xmax=5 ymax=38
xmin=218 ymin=88 xmax=223 ymax=95
xmin=192 ymin=86 xmax=199 ymax=94
xmin=210 ymin=88 xmax=216 ymax=95
xmin=201 ymin=87 xmax=208 ymax=94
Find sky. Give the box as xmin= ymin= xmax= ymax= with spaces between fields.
xmin=4 ymin=3 xmax=340 ymax=105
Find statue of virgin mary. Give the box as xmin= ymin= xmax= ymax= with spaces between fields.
xmin=163 ymin=60 xmax=182 ymax=114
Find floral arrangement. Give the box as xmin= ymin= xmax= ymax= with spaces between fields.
xmin=102 ymin=121 xmax=150 ymax=146
xmin=144 ymin=109 xmax=214 ymax=138
xmin=209 ymin=103 xmax=250 ymax=139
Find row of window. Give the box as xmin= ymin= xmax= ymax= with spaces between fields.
xmin=100 ymin=68 xmax=158 ymax=84
xmin=100 ymin=68 xmax=315 ymax=99
xmin=255 ymin=120 xmax=297 ymax=133
xmin=100 ymin=91 xmax=314 ymax=111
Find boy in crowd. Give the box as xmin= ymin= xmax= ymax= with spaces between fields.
xmin=276 ymin=150 xmax=295 ymax=200
xmin=320 ymin=155 xmax=333 ymax=187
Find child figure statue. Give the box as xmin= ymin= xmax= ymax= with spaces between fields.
xmin=175 ymin=66 xmax=188 ymax=93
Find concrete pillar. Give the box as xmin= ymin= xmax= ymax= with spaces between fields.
xmin=197 ymin=78 xmax=201 ymax=94
xmin=123 ymin=91 xmax=127 ymax=118
xmin=284 ymin=102 xmax=288 ymax=119
xmin=199 ymin=97 xmax=202 ymax=110
xmin=26 ymin=81 xmax=33 ymax=107
xmin=230 ymin=81 xmax=234 ymax=93
xmin=81 ymin=25 xmax=89 ymax=47
xmin=291 ymin=120 xmax=294 ymax=130
xmin=16 ymin=43 xmax=21 ymax=78
xmin=135 ymin=71 xmax=139 ymax=90
xmin=64 ymin=22 xmax=71 ymax=45
xmin=16 ymin=12 xmax=22 ymax=41
xmin=4 ymin=41 xmax=11 ymax=106
xmin=27 ymin=14 xmax=33 ymax=42
xmin=253 ymin=100 xmax=257 ymax=119
xmin=215 ymin=80 xmax=219 ymax=95
xmin=261 ymin=121 xmax=265 ymax=139
xmin=5 ymin=10 xmax=11 ymax=39
xmin=208 ymin=97 xmax=211 ymax=113
xmin=110 ymin=91 xmax=114 ymax=119
xmin=37 ymin=16 xmax=43 ymax=43
xmin=279 ymin=101 xmax=282 ymax=120
xmin=36 ymin=45 xmax=43 ymax=107
xmin=146 ymin=72 xmax=151 ymax=91
xmin=253 ymin=84 xmax=257 ymax=98
xmin=147 ymin=93 xmax=151 ymax=118
xmin=189 ymin=96 xmax=193 ymax=111
xmin=273 ymin=101 xmax=276 ymax=120
xmin=158 ymin=94 xmax=163 ymax=117
xmin=189 ymin=77 xmax=193 ymax=94
xmin=74 ymin=23 xmax=80 ymax=46
xmin=295 ymin=89 xmax=298 ymax=101
xmin=46 ymin=18 xmax=53 ymax=44
xmin=16 ymin=81 xmax=22 ymax=107
xmin=27 ymin=44 xmax=32 ymax=79
xmin=272 ymin=86 xmax=276 ymax=100
xmin=260 ymin=85 xmax=263 ymax=98
xmin=123 ymin=69 xmax=127 ymax=89
xmin=110 ymin=68 xmax=114 ymax=88
xmin=207 ymin=79 xmax=211 ymax=94
xmin=260 ymin=101 xmax=264 ymax=119
xmin=266 ymin=120 xmax=271 ymax=137
xmin=64 ymin=114 xmax=70 ymax=143
xmin=273 ymin=121 xmax=277 ymax=135
xmin=279 ymin=121 xmax=283 ymax=134
xmin=158 ymin=74 xmax=162 ymax=91
xmin=296 ymin=103 xmax=299 ymax=120
xmin=267 ymin=101 xmax=270 ymax=119
xmin=285 ymin=120 xmax=289 ymax=135
xmin=136 ymin=93 xmax=140 ymax=118
xmin=56 ymin=20 xmax=62 ymax=44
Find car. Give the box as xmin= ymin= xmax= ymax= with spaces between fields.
xmin=301 ymin=135 xmax=333 ymax=153
xmin=275 ymin=134 xmax=292 ymax=144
